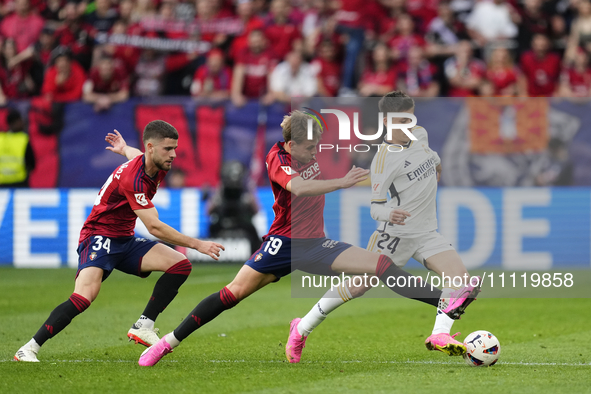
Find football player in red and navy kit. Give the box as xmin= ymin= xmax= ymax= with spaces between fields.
xmin=14 ymin=121 xmax=224 ymax=362
xmin=138 ymin=112 xmax=479 ymax=367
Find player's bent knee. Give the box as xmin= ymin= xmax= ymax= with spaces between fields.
xmin=74 ymin=267 xmax=103 ymax=302
xmin=74 ymin=286 xmax=100 ymax=303
xmin=142 ymin=244 xmax=189 ymax=272
xmin=225 ymin=284 xmax=250 ymax=301
xmin=165 ymin=258 xmax=192 ymax=276
xmin=162 ymin=249 xmax=190 ymax=270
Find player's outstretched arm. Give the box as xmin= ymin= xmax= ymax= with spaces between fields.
xmin=135 ymin=208 xmax=225 ymax=260
xmin=286 ymin=166 xmax=369 ymax=197
xmin=105 ymin=129 xmax=143 ymax=160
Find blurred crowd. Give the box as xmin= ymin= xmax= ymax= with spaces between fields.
xmin=1 ymin=0 xmax=591 ymax=110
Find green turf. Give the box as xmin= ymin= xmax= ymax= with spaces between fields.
xmin=1 ymin=266 xmax=590 ymax=394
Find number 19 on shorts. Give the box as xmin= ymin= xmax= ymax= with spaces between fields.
xmin=263 ymin=237 xmax=282 ymax=255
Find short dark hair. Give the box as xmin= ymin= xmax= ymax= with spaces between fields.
xmin=143 ymin=120 xmax=179 ymax=144
xmin=282 ymin=110 xmax=322 ymax=144
xmin=51 ymin=46 xmax=72 ymax=64
xmin=6 ymin=108 xmax=22 ymax=125
xmin=378 ymin=90 xmax=415 ymax=113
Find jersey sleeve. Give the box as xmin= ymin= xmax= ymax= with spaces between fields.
xmin=370 ymin=149 xmax=399 ymax=222
xmin=413 ymin=126 xmax=441 ymax=166
xmin=411 ymin=125 xmax=428 ymax=141
xmin=120 ymin=172 xmax=155 ymax=211
xmin=267 ymin=152 xmax=299 ymax=189
xmin=432 ymin=149 xmax=441 ymax=166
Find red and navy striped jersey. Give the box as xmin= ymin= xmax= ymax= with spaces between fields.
xmin=79 ymin=154 xmax=167 ymax=243
xmin=264 ymin=142 xmax=325 ymax=239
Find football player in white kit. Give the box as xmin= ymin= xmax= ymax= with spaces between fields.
xmin=286 ymin=91 xmax=481 ymax=362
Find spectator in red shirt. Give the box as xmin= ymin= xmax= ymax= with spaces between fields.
xmin=0 ymin=0 xmax=44 ymax=53
xmin=83 ymin=55 xmax=130 ymax=112
xmin=35 ymin=27 xmax=57 ymax=68
xmin=54 ymin=1 xmax=97 ymax=70
xmin=302 ymin=0 xmax=336 ymax=56
xmin=195 ymin=0 xmax=229 ymax=46
xmin=398 ymin=46 xmax=439 ymax=97
xmin=558 ymin=49 xmax=591 ymax=98
xmin=485 ymin=47 xmax=517 ymax=96
xmin=228 ymin=0 xmax=265 ymax=59
xmin=231 ymin=29 xmax=275 ymax=106
xmin=515 ymin=0 xmax=552 ymax=55
xmin=0 ymin=38 xmax=36 ymax=103
xmin=443 ymin=40 xmax=486 ymax=97
xmin=358 ymin=42 xmax=397 ymax=96
xmin=388 ymin=14 xmax=426 ymax=62
xmin=264 ymin=0 xmax=303 ymax=61
xmin=518 ymin=33 xmax=561 ymax=97
xmin=378 ymin=0 xmax=406 ymax=44
xmin=103 ymin=20 xmax=141 ymax=77
xmin=41 ymin=51 xmax=86 ymax=102
xmin=191 ymin=49 xmax=232 ymax=99
xmin=0 ymin=24 xmax=55 ymax=95
xmin=229 ymin=0 xmax=265 ymax=60
xmin=311 ymin=39 xmax=341 ymax=96
xmin=406 ymin=0 xmax=438 ymax=34
xmin=133 ymin=49 xmax=166 ymax=97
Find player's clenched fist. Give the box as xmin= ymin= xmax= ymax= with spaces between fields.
xmin=196 ymin=240 xmax=226 ymax=260
xmin=389 ymin=209 xmax=411 ymax=225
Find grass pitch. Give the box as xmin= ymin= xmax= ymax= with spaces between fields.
xmin=1 ymin=266 xmax=590 ymax=394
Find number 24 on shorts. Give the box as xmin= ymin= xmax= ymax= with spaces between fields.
xmin=92 ymin=236 xmax=111 ymax=254
xmin=377 ymin=233 xmax=400 ymax=254
xmin=263 ymin=237 xmax=283 ymax=255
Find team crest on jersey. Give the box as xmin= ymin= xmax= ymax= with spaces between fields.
xmin=135 ymin=193 xmax=148 ymax=206
xmin=281 ymin=166 xmax=295 ymax=175
xmin=89 ymin=252 xmax=97 ymax=261
xmin=254 ymin=253 xmax=263 ymax=262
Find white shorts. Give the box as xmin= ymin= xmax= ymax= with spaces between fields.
xmin=366 ymin=230 xmax=455 ymax=267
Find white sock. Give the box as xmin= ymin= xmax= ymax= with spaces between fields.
xmin=164 ymin=332 xmax=180 ymax=348
xmin=25 ymin=338 xmax=41 ymax=353
xmin=297 ymin=284 xmax=353 ymax=337
xmin=135 ymin=315 xmax=155 ymax=330
xmin=432 ymin=310 xmax=455 ymax=335
xmin=432 ymin=287 xmax=457 ymax=335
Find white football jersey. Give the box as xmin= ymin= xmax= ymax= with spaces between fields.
xmin=370 ymin=126 xmax=441 ymax=236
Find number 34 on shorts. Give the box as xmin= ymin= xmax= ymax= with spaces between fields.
xmin=86 ymin=235 xmax=112 ymax=261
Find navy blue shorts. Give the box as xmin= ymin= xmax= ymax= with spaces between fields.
xmin=245 ymin=235 xmax=352 ymax=279
xmin=77 ymin=235 xmax=159 ymax=281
